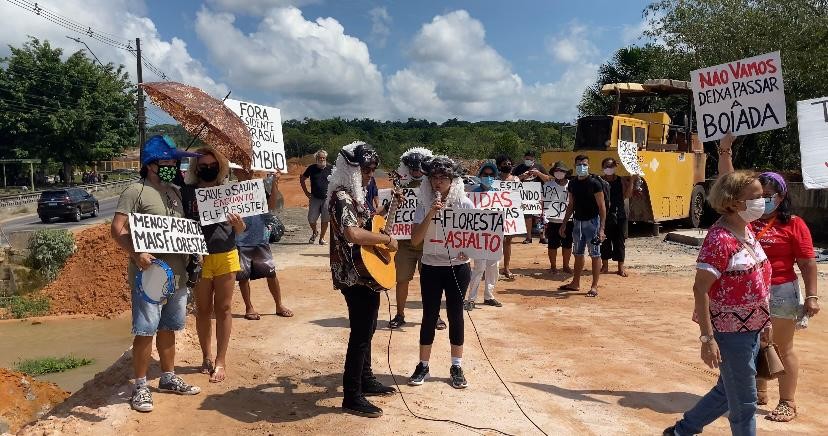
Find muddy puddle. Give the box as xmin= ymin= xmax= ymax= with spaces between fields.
xmin=0 ymin=314 xmax=132 ymax=392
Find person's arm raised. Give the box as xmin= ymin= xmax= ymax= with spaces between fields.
xmin=717 ymin=132 xmax=736 ymax=176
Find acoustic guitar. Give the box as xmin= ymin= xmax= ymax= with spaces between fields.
xmin=352 ymin=172 xmax=401 ymax=290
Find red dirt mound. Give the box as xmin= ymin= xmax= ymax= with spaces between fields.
xmin=42 ymin=224 xmax=130 ymax=318
xmin=0 ymin=368 xmax=69 ymax=433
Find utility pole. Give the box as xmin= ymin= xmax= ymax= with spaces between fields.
xmin=136 ymin=38 xmax=146 ymax=158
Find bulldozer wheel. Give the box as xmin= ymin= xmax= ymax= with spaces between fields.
xmin=686 ymin=185 xmax=706 ymax=228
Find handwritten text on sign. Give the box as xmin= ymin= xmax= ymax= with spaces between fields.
xmin=425 ymin=208 xmax=504 ymax=261
xmin=195 ymin=179 xmax=267 ymax=225
xmin=797 ymin=97 xmax=828 ymax=189
xmin=378 ymin=188 xmax=418 ymax=239
xmin=518 ymin=182 xmax=542 ymax=215
xmin=691 ymin=51 xmax=786 ymax=141
xmin=467 ymin=190 xmax=526 ymax=235
xmin=617 ymin=140 xmax=644 ymax=175
xmin=129 ymin=213 xmax=208 ymax=255
xmin=225 ymin=99 xmax=287 ymax=173
xmin=543 ymin=182 xmax=569 ymax=222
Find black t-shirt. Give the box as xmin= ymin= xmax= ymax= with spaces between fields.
xmin=567 ymin=176 xmax=603 ymax=221
xmin=606 ymin=176 xmax=625 ymax=218
xmin=181 ymin=185 xmax=237 ymax=254
xmin=511 ymin=162 xmax=548 ymax=182
xmin=302 ymin=164 xmax=333 ymax=199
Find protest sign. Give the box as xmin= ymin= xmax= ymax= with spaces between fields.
xmin=195 ymin=179 xmax=268 ymax=225
xmin=225 ymin=99 xmax=287 ymax=173
xmin=691 ymin=51 xmax=786 ymax=142
xmin=467 ymin=190 xmax=526 ymax=235
xmin=797 ymin=97 xmax=828 ymax=189
xmin=519 ymin=182 xmax=543 ymax=215
xmin=424 ymin=208 xmax=504 ymax=261
xmin=617 ymin=140 xmax=644 ymax=175
xmin=129 ymin=213 xmax=208 ymax=255
xmin=543 ymin=182 xmax=569 ymax=222
xmin=378 ymin=188 xmax=418 ymax=239
xmin=495 ymin=180 xmax=522 ymax=192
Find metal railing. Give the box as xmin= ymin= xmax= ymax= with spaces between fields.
xmin=0 ymin=178 xmax=139 ymax=209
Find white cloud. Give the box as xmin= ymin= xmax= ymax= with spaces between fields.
xmin=0 ymin=0 xmax=227 ymax=109
xmin=368 ymin=6 xmax=391 ymax=48
xmin=547 ymin=21 xmax=599 ymax=64
xmin=387 ymin=10 xmax=598 ymax=121
xmin=206 ymin=0 xmax=320 ymax=16
xmin=195 ymin=6 xmax=385 ymax=119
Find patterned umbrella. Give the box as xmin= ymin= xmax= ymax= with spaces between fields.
xmin=140 ymin=81 xmax=252 ymax=169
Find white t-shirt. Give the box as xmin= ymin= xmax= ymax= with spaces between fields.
xmin=542 ymin=180 xmax=569 ymax=224
xmin=413 ymin=196 xmax=475 ymax=266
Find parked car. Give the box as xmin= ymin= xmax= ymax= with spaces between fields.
xmin=37 ymin=188 xmax=99 ymax=223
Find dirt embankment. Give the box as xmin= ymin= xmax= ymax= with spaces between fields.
xmin=41 ymin=224 xmax=130 ymax=318
xmin=0 ymin=369 xmax=68 ymax=434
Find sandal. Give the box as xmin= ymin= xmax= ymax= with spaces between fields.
xmin=558 ymin=284 xmax=580 ymax=292
xmin=436 ymin=318 xmax=447 ymax=330
xmin=766 ymin=401 xmax=797 ymax=422
xmin=501 ymin=270 xmax=515 ymax=279
xmin=209 ymin=366 xmax=226 ymax=383
xmin=244 ymin=312 xmax=261 ymax=320
xmin=200 ymin=359 xmax=214 ymax=375
xmin=276 ymin=308 xmax=294 ymax=317
xmin=586 ymin=289 xmax=599 ymax=298
xmin=389 ymin=314 xmax=406 ymax=329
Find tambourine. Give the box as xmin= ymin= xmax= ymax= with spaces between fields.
xmin=136 ymin=259 xmax=175 ymax=305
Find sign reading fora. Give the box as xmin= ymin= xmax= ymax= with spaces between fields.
xmin=129 ymin=213 xmax=208 ymax=255
xmin=225 ymin=99 xmax=287 ymax=173
xmin=691 ymin=51 xmax=786 ymax=142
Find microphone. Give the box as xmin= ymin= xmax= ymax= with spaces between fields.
xmin=435 ymin=191 xmax=442 ymax=202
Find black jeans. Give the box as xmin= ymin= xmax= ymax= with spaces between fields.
xmin=601 ymin=216 xmax=627 ymax=262
xmin=341 ymin=285 xmax=380 ymax=401
xmin=419 ymin=264 xmax=471 ymax=347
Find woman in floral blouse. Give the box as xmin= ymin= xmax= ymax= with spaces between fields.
xmin=665 ymin=170 xmax=771 ymax=436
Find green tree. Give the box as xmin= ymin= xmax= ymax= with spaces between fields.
xmin=0 ymin=38 xmax=137 ymax=179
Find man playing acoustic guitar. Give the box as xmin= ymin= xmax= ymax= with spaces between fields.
xmin=327 ymin=141 xmax=399 ymax=418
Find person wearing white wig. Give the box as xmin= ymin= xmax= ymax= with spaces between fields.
xmin=385 ymin=147 xmax=446 ymax=331
xmin=409 ymin=155 xmax=475 ymax=390
xmin=327 ymin=141 xmax=399 ymax=418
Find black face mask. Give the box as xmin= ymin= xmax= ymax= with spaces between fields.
xmin=199 ymin=167 xmax=220 ymax=182
xmin=499 ymin=165 xmax=512 ymax=173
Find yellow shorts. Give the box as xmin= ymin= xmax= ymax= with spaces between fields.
xmin=201 ymin=249 xmax=241 ymax=279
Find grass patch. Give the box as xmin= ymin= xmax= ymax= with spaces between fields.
xmin=14 ymin=356 xmax=93 ymax=375
xmin=0 ymin=294 xmax=50 ymax=318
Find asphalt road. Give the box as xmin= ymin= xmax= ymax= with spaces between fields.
xmin=1 ymin=197 xmax=120 ymax=234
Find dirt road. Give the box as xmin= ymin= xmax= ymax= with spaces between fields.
xmin=19 ymin=231 xmax=828 ymax=435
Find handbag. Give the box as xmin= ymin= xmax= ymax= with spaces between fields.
xmin=265 ymin=213 xmax=285 ymax=243
xmin=756 ymin=342 xmax=786 ymax=380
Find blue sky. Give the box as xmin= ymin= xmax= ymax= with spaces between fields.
xmin=1 ymin=0 xmax=654 ymax=122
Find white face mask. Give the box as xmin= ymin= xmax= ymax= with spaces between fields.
xmin=603 ymin=168 xmax=616 ymax=176
xmin=524 ymin=159 xmax=534 ymax=167
xmin=553 ymin=171 xmax=566 ymax=180
xmin=738 ymin=198 xmax=766 ymax=223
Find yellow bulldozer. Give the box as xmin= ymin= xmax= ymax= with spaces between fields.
xmin=541 ymin=79 xmax=708 ymax=234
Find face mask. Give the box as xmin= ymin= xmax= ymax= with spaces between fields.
xmin=199 ymin=166 xmax=220 ymax=182
xmin=524 ymin=159 xmax=534 ymax=167
xmin=575 ymin=164 xmax=589 ymax=177
xmin=603 ymin=168 xmax=616 ymax=176
xmin=481 ymin=176 xmax=494 ymax=186
xmin=500 ymin=165 xmax=512 ymax=173
xmin=411 ymin=174 xmax=423 ymax=181
xmin=738 ymin=198 xmax=766 ymax=222
xmin=156 ymin=165 xmax=178 ymax=183
xmin=553 ymin=171 xmax=566 ymax=180
xmin=764 ymin=195 xmax=779 ymax=215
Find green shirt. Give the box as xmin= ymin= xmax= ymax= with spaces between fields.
xmin=115 ymin=181 xmax=189 ymax=290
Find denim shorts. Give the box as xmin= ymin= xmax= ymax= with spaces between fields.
xmin=769 ymin=280 xmax=804 ymax=320
xmin=572 ymin=216 xmax=601 ymax=258
xmin=131 ymin=286 xmax=189 ymax=336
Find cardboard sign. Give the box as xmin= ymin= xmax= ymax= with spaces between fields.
xmin=691 ymin=51 xmax=786 ymax=142
xmin=467 ymin=190 xmax=526 ymax=235
xmin=518 ymin=182 xmax=543 ymax=215
xmin=797 ymin=97 xmax=828 ymax=189
xmin=543 ymin=181 xmax=569 ymax=222
xmin=225 ymin=99 xmax=287 ymax=173
xmin=195 ymin=179 xmax=268 ymax=225
xmin=129 ymin=213 xmax=208 ymax=255
xmin=495 ymin=180 xmax=522 ymax=192
xmin=424 ymin=208 xmax=504 ymax=261
xmin=617 ymin=140 xmax=644 ymax=175
xmin=378 ymin=188 xmax=418 ymax=239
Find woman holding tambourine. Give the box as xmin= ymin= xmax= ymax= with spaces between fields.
xmin=182 ymin=147 xmax=246 ymax=383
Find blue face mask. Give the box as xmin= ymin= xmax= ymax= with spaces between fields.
xmin=481 ymin=176 xmax=494 ymax=186
xmin=764 ymin=195 xmax=779 ymax=215
xmin=575 ymin=164 xmax=589 ymax=177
